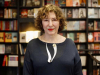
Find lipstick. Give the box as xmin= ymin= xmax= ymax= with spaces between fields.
xmin=48 ymin=29 xmax=54 ymax=31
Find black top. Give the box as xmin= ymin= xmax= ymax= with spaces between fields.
xmin=23 ymin=38 xmax=83 ymax=75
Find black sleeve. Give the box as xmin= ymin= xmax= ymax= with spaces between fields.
xmin=23 ymin=42 xmax=34 ymax=75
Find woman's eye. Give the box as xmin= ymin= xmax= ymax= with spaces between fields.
xmin=44 ymin=19 xmax=48 ymax=21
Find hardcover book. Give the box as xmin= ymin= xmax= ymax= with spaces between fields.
xmin=80 ymin=0 xmax=86 ymax=6
xmin=5 ymin=44 xmax=11 ymax=54
xmin=88 ymin=32 xmax=94 ymax=42
xmin=73 ymin=21 xmax=79 ymax=30
xmin=94 ymin=9 xmax=99 ymax=18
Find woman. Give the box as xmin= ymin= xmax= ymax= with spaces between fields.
xmin=23 ymin=4 xmax=83 ymax=75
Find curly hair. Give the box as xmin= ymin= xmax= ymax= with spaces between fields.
xmin=35 ymin=4 xmax=66 ymax=32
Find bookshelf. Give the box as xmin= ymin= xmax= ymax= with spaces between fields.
xmin=0 ymin=0 xmax=100 ymax=75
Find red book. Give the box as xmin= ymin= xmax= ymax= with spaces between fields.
xmin=2 ymin=55 xmax=7 ymax=66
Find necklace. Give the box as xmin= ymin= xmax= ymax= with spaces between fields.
xmin=46 ymin=43 xmax=57 ymax=63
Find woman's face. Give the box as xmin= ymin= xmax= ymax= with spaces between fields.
xmin=42 ymin=12 xmax=60 ymax=35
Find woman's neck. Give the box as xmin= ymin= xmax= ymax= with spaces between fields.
xmin=40 ymin=34 xmax=60 ymax=43
xmin=39 ymin=33 xmax=66 ymax=43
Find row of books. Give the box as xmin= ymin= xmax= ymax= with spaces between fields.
xmin=88 ymin=32 xmax=100 ymax=42
xmin=0 ymin=20 xmax=17 ymax=30
xmin=88 ymin=20 xmax=100 ymax=30
xmin=62 ymin=8 xmax=86 ymax=18
xmin=2 ymin=55 xmax=18 ymax=66
xmin=59 ymin=33 xmax=86 ymax=43
xmin=63 ymin=21 xmax=85 ymax=31
xmin=19 ymin=44 xmax=26 ymax=55
xmin=0 ymin=32 xmax=18 ymax=42
xmin=0 ymin=9 xmax=17 ymax=18
xmin=0 ymin=44 xmax=18 ymax=54
xmin=20 ymin=8 xmax=38 ymax=18
xmin=88 ymin=8 xmax=100 ymax=18
xmin=88 ymin=43 xmax=100 ymax=53
xmin=45 ymin=0 xmax=86 ymax=7
xmin=0 ymin=0 xmax=17 ymax=7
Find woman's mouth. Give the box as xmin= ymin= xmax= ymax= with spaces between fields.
xmin=48 ymin=29 xmax=54 ymax=31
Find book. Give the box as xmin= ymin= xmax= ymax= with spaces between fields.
xmin=92 ymin=0 xmax=98 ymax=7
xmin=2 ymin=55 xmax=7 ymax=66
xmin=12 ymin=32 xmax=17 ymax=42
xmin=80 ymin=0 xmax=86 ymax=6
xmin=80 ymin=56 xmax=86 ymax=66
xmin=79 ymin=8 xmax=86 ymax=18
xmin=79 ymin=21 xmax=85 ymax=30
xmin=88 ymin=21 xmax=94 ymax=30
xmin=59 ymin=0 xmax=66 ymax=6
xmin=53 ymin=0 xmax=59 ymax=6
xmin=72 ymin=9 xmax=79 ymax=18
xmin=67 ymin=33 xmax=74 ymax=41
xmin=94 ymin=9 xmax=99 ymax=18
xmin=12 ymin=9 xmax=17 ymax=18
xmin=94 ymin=32 xmax=100 ymax=42
xmin=0 ymin=44 xmax=5 ymax=54
xmin=26 ymin=0 xmax=32 ymax=7
xmin=0 ymin=9 xmax=4 ymax=18
xmin=74 ymin=33 xmax=79 ymax=42
xmin=34 ymin=8 xmax=39 ymax=18
xmin=73 ymin=0 xmax=80 ymax=6
xmin=20 ymin=9 xmax=28 ymax=18
xmin=66 ymin=0 xmax=73 ymax=6
xmin=5 ymin=32 xmax=12 ymax=42
xmin=28 ymin=9 xmax=34 ymax=18
xmin=82 ymin=69 xmax=87 ymax=75
xmin=88 ymin=8 xmax=94 ymax=18
xmin=67 ymin=9 xmax=72 ymax=18
xmin=32 ymin=0 xmax=40 ymax=6
xmin=5 ymin=44 xmax=11 ymax=54
xmin=11 ymin=44 xmax=18 ymax=54
xmin=79 ymin=33 xmax=86 ymax=42
xmin=8 ymin=55 xmax=18 ymax=66
xmin=67 ymin=21 xmax=74 ymax=30
xmin=0 ymin=32 xmax=4 ymax=42
xmin=20 ymin=32 xmax=26 ymax=43
xmin=88 ymin=0 xmax=92 ymax=7
xmin=45 ymin=0 xmax=53 ymax=4
xmin=73 ymin=21 xmax=79 ymax=30
xmin=88 ymin=32 xmax=94 ymax=42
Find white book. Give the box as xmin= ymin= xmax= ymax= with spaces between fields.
xmin=67 ymin=21 xmax=74 ymax=30
xmin=73 ymin=9 xmax=79 ymax=18
xmin=0 ymin=44 xmax=5 ymax=54
xmin=79 ymin=8 xmax=86 ymax=18
xmin=88 ymin=8 xmax=94 ymax=18
xmin=79 ymin=33 xmax=86 ymax=42
xmin=34 ymin=8 xmax=39 ymax=18
xmin=20 ymin=32 xmax=26 ymax=43
xmin=73 ymin=0 xmax=80 ymax=6
xmin=80 ymin=56 xmax=86 ymax=66
xmin=88 ymin=0 xmax=92 ymax=7
xmin=92 ymin=0 xmax=98 ymax=7
xmin=8 ymin=55 xmax=18 ymax=66
xmin=94 ymin=9 xmax=99 ymax=18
